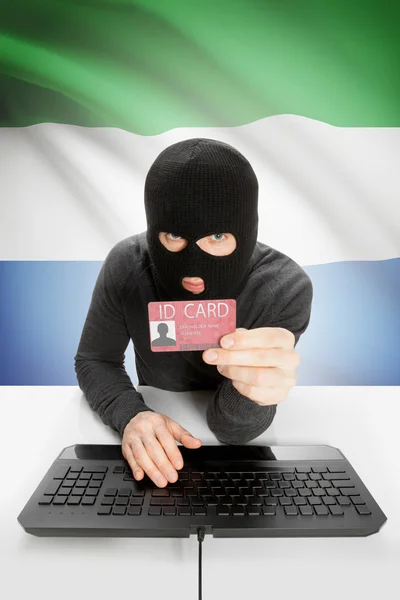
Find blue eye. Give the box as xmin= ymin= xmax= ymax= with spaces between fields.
xmin=211 ymin=233 xmax=226 ymax=242
xmin=168 ymin=233 xmax=182 ymax=240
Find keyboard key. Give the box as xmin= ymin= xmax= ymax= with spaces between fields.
xmin=132 ymin=489 xmax=145 ymax=497
xmin=311 ymin=466 xmax=328 ymax=473
xmin=101 ymin=498 xmax=115 ymax=505
xmin=104 ymin=488 xmax=118 ymax=497
xmin=191 ymin=498 xmax=205 ymax=506
xmin=339 ymin=488 xmax=360 ymax=496
xmin=67 ymin=497 xmax=81 ymax=505
xmin=79 ymin=473 xmax=92 ymax=480
xmin=293 ymin=497 xmax=307 ymax=505
xmin=292 ymin=481 xmax=304 ymax=488
xmin=271 ymin=489 xmax=283 ymax=497
xmin=234 ymin=497 xmax=248 ymax=506
xmin=299 ymin=489 xmax=312 ymax=497
xmin=193 ymin=508 xmax=207 ymax=516
xmin=71 ymin=489 xmax=84 ymax=496
xmin=113 ymin=506 xmax=127 ymax=516
xmin=242 ymin=473 xmax=254 ymax=480
xmin=163 ymin=507 xmax=177 ymax=516
xmin=69 ymin=467 xmax=83 ymax=473
xmin=232 ymin=506 xmax=246 ymax=515
xmin=327 ymin=465 xmax=346 ymax=473
xmin=118 ymin=488 xmax=132 ymax=497
xmin=81 ymin=497 xmax=96 ymax=506
xmin=299 ymin=505 xmax=313 ymax=515
xmin=309 ymin=473 xmax=322 ymax=480
xmin=171 ymin=490 xmax=184 ymax=497
xmin=150 ymin=498 xmax=175 ymax=506
xmin=279 ymin=497 xmax=293 ymax=506
xmin=322 ymin=472 xmax=350 ymax=480
xmin=322 ymin=497 xmax=337 ymax=505
xmin=227 ymin=473 xmax=241 ymax=480
xmin=191 ymin=473 xmax=202 ymax=481
xmin=205 ymin=497 xmax=219 ymax=506
xmin=337 ymin=496 xmax=351 ymax=506
xmin=98 ymin=506 xmax=112 ymax=515
xmin=264 ymin=498 xmax=278 ymax=506
xmin=319 ymin=481 xmax=332 ymax=488
xmin=350 ymin=496 xmax=365 ymax=505
xmin=113 ymin=466 xmax=125 ymax=474
xmin=314 ymin=505 xmax=329 ymax=516
xmin=177 ymin=498 xmax=190 ymax=506
xmin=296 ymin=467 xmax=312 ymax=473
xmin=217 ymin=506 xmax=230 ymax=516
xmin=308 ymin=497 xmax=322 ymax=505
xmin=148 ymin=507 xmax=162 ymax=516
xmin=38 ymin=496 xmax=53 ymax=505
xmin=270 ymin=473 xmax=281 ymax=480
xmin=89 ymin=466 xmax=108 ymax=473
xmin=247 ymin=507 xmax=261 ymax=516
xmin=44 ymin=481 xmax=61 ymax=496
xmin=296 ymin=473 xmax=308 ymax=481
xmin=283 ymin=473 xmax=295 ymax=480
xmin=312 ymin=488 xmax=326 ymax=496
xmin=305 ymin=481 xmax=318 ymax=488
xmin=129 ymin=498 xmax=143 ymax=506
xmin=332 ymin=480 xmax=355 ymax=487
xmin=54 ymin=467 xmax=70 ymax=479
xmin=278 ymin=481 xmax=290 ymax=489
xmin=329 ymin=505 xmax=344 ymax=516
xmin=355 ymin=505 xmax=371 ymax=515
xmin=75 ymin=481 xmax=88 ymax=488
xmin=178 ymin=507 xmax=192 ymax=516
xmin=53 ymin=496 xmax=67 ymax=505
xmin=92 ymin=473 xmax=105 ymax=481
xmin=127 ymin=506 xmax=142 ymax=516
xmin=115 ymin=497 xmax=129 ymax=506
xmin=262 ymin=506 xmax=276 ymax=515
xmin=326 ymin=488 xmax=340 ymax=496
xmin=250 ymin=496 xmax=263 ymax=506
xmin=58 ymin=487 xmax=71 ymax=496
xmin=284 ymin=506 xmax=298 ymax=516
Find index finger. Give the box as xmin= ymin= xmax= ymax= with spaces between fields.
xmin=221 ymin=326 xmax=295 ymax=351
xmin=154 ymin=422 xmax=185 ymax=471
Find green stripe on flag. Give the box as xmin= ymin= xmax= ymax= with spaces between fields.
xmin=1 ymin=0 xmax=400 ymax=133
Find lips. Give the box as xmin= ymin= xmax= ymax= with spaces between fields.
xmin=182 ymin=278 xmax=205 ymax=292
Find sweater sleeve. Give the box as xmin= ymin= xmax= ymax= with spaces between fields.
xmin=74 ymin=246 xmax=155 ymax=436
xmin=206 ymin=267 xmax=313 ymax=445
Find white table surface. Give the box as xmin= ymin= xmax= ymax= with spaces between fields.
xmin=1 ymin=386 xmax=399 ymax=600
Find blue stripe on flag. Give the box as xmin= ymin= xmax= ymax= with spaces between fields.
xmin=0 ymin=258 xmax=399 ymax=385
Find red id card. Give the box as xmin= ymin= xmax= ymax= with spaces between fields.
xmin=148 ymin=299 xmax=236 ymax=352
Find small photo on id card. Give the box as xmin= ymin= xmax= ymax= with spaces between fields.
xmin=148 ymin=299 xmax=236 ymax=352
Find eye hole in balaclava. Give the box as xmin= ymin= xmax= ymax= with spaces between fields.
xmin=144 ymin=138 xmax=259 ymax=301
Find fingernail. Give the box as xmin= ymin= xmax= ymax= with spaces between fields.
xmin=168 ymin=471 xmax=177 ymax=481
xmin=156 ymin=476 xmax=166 ymax=486
xmin=174 ymin=460 xmax=183 ymax=469
xmin=135 ymin=471 xmax=142 ymax=479
xmin=222 ymin=337 xmax=234 ymax=348
xmin=205 ymin=351 xmax=218 ymax=361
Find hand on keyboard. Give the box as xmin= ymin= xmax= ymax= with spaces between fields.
xmin=122 ymin=411 xmax=202 ymax=488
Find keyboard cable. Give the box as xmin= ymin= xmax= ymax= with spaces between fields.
xmin=197 ymin=526 xmax=206 ymax=600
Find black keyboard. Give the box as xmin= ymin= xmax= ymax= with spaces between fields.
xmin=37 ymin=464 xmax=372 ymax=519
xmin=18 ymin=444 xmax=387 ymax=537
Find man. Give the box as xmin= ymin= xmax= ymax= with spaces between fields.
xmin=74 ymin=138 xmax=313 ymax=489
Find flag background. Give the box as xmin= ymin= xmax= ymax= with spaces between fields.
xmin=1 ymin=0 xmax=399 ymax=385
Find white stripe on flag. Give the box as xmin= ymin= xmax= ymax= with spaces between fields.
xmin=1 ymin=115 xmax=399 ymax=264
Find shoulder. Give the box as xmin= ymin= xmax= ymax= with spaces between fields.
xmin=247 ymin=240 xmax=313 ymax=320
xmin=103 ymin=231 xmax=149 ymax=294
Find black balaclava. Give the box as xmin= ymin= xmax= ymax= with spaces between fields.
xmin=144 ymin=138 xmax=259 ymax=301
